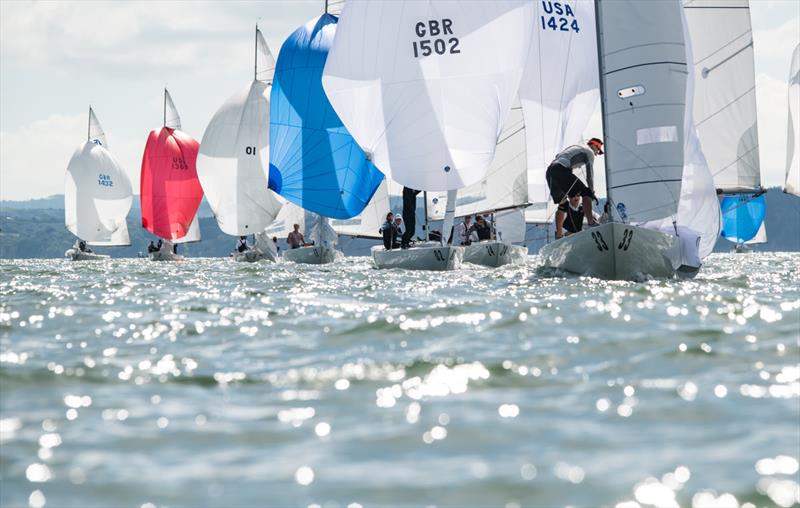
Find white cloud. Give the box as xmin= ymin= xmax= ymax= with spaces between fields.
xmin=0 ymin=113 xmax=142 ymax=201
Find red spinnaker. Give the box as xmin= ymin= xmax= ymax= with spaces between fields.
xmin=140 ymin=128 xmax=203 ymax=240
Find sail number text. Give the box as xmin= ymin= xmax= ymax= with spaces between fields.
xmin=540 ymin=1 xmax=580 ymax=33
xmin=171 ymin=157 xmax=188 ymax=170
xmin=245 ymin=146 xmax=256 ymax=156
xmin=412 ymin=19 xmax=460 ymax=58
xmin=98 ymin=174 xmax=113 ymax=187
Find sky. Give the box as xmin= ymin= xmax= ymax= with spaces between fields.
xmin=0 ymin=0 xmax=798 ymax=201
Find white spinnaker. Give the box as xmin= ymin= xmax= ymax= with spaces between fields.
xmin=426 ymin=102 xmax=527 ymax=220
xmin=646 ymin=4 xmax=721 ymax=259
xmin=266 ymin=203 xmax=337 ymax=246
xmin=519 ymin=0 xmax=599 ymax=224
xmin=88 ymin=107 xmax=108 ymax=149
xmin=322 ymin=0 xmax=534 ymax=191
xmin=164 ymin=89 xmax=181 ymax=130
xmin=598 ymin=0 xmax=687 ymax=223
xmin=65 ymin=141 xmax=132 ymax=246
xmin=256 ymin=27 xmax=276 ymax=83
xmin=683 ymin=0 xmax=760 ymax=193
xmin=197 ymin=80 xmax=282 ymax=235
xmin=330 ymin=179 xmax=390 ymax=239
xmin=786 ymin=43 xmax=800 ymax=196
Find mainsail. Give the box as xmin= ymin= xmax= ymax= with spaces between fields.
xmin=519 ymin=0 xmax=599 ymax=224
xmin=65 ymin=107 xmax=132 ymax=246
xmin=197 ymin=26 xmax=283 ymax=236
xmin=786 ymin=43 xmax=800 ymax=196
xmin=597 ymin=0 xmax=688 ymax=223
xmin=684 ymin=0 xmax=761 ymax=194
xmin=426 ymin=101 xmax=527 ymax=220
xmin=140 ymin=89 xmax=204 ymax=242
xmin=269 ymin=13 xmax=384 ymax=220
xmin=322 ymin=0 xmax=534 ymax=192
xmin=684 ymin=0 xmax=764 ymax=246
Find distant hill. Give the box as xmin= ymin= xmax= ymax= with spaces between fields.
xmin=0 ymin=195 xmax=216 ymax=218
xmin=0 ymin=188 xmax=797 ymax=259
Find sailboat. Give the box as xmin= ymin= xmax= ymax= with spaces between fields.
xmin=785 ymin=43 xmax=800 ymax=196
xmin=684 ymin=0 xmax=766 ymax=253
xmin=538 ymin=0 xmax=720 ymax=280
xmin=425 ymin=101 xmax=529 ymax=267
xmin=140 ymin=89 xmax=203 ymax=261
xmin=268 ymin=9 xmax=384 ymax=265
xmin=64 ymin=107 xmax=133 ymax=260
xmin=196 ymin=25 xmax=283 ymax=263
xmin=323 ymin=0 xmax=535 ymax=271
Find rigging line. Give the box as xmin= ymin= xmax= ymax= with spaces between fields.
xmin=710 ymin=144 xmax=760 ymax=179
xmin=549 ymin=0 xmax=582 ymax=158
xmin=702 ymin=40 xmax=753 ymax=75
xmin=603 ymin=133 xmax=680 ymax=211
xmin=604 ymin=61 xmax=687 ymax=76
xmin=695 ymin=85 xmax=756 ymax=127
xmin=693 ymin=29 xmax=752 ymax=67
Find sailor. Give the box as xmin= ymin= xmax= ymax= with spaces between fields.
xmin=237 ymin=236 xmax=249 ymax=253
xmin=401 ymin=187 xmax=420 ymax=249
xmin=472 ymin=214 xmax=492 ymax=241
xmin=452 ymin=215 xmax=474 ymax=246
xmin=547 ymin=138 xmax=603 ymax=239
xmin=272 ymin=236 xmax=280 ymax=256
xmin=172 ymin=243 xmax=178 ymax=254
xmin=78 ymin=240 xmax=87 ymax=252
xmin=288 ymin=224 xmax=306 ymax=249
xmin=380 ymin=213 xmax=395 ymax=250
xmin=147 ymin=241 xmax=157 ymax=253
xmin=156 ymin=239 xmax=163 ymax=252
xmin=561 ymin=195 xmax=601 ymax=237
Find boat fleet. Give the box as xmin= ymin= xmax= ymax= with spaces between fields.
xmin=63 ymin=0 xmax=800 ymax=280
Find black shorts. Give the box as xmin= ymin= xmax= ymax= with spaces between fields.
xmin=546 ymin=162 xmax=592 ymax=204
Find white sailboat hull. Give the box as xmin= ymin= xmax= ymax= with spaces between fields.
xmin=65 ymin=249 xmax=109 ymax=261
xmin=283 ymin=245 xmax=340 ymax=265
xmin=148 ymin=251 xmax=184 ymax=262
xmin=232 ymin=248 xmax=277 ymax=263
xmin=539 ymin=222 xmax=696 ymax=280
xmin=464 ymin=241 xmax=527 ymax=268
xmin=371 ymin=243 xmax=463 ymax=271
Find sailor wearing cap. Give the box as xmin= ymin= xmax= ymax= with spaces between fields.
xmin=546 ymin=138 xmax=604 ymax=239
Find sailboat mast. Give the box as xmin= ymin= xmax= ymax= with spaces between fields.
xmin=163 ymin=88 xmax=167 ymax=127
xmin=423 ymin=191 xmax=429 ymax=240
xmin=254 ymin=24 xmax=258 ymax=81
xmin=87 ymin=106 xmax=91 ymax=141
xmin=593 ymin=0 xmax=612 ymax=218
xmin=324 ymin=0 xmax=329 ymax=14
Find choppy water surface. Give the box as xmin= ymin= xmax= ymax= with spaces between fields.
xmin=1 ymin=253 xmax=798 ymax=508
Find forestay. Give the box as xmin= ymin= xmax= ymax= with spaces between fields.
xmin=197 ymin=26 xmax=283 ymax=236
xmin=598 ymin=0 xmax=687 ymax=223
xmin=322 ymin=0 xmax=534 ymax=191
xmin=270 ymin=14 xmax=384 ymax=220
xmin=426 ymin=101 xmax=527 ymax=220
xmin=140 ymin=110 xmax=203 ymax=241
xmin=684 ymin=0 xmax=760 ymax=193
xmin=519 ymin=0 xmax=599 ymax=224
xmin=786 ymin=44 xmax=800 ymax=196
xmin=65 ymin=110 xmax=132 ymax=246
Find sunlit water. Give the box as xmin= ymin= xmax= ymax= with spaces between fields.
xmin=1 ymin=253 xmax=798 ymax=508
